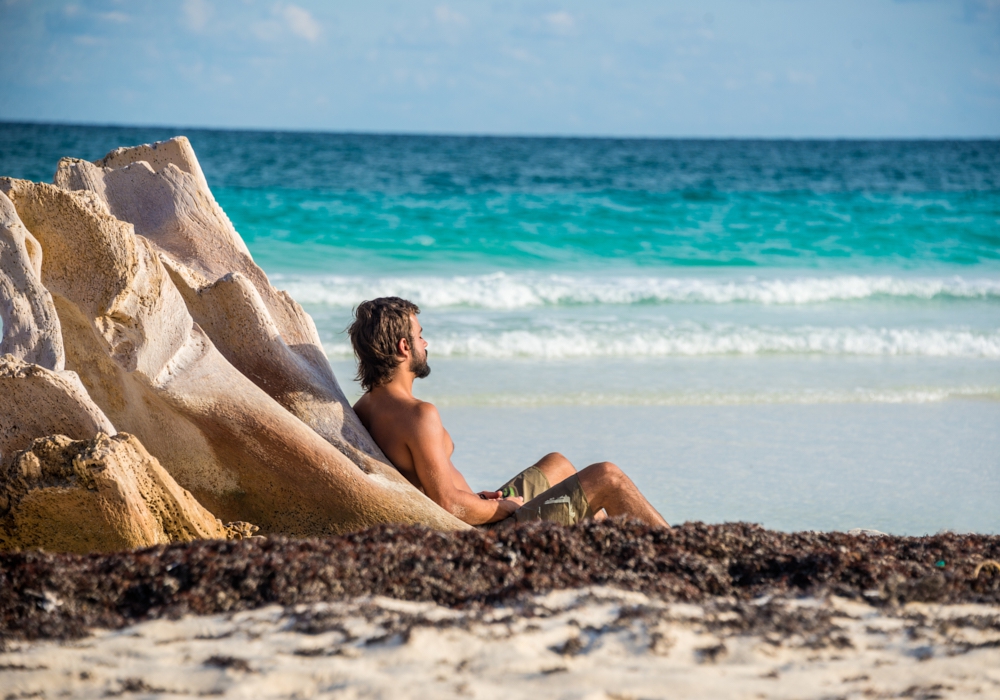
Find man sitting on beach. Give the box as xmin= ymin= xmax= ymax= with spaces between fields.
xmin=348 ymin=297 xmax=669 ymax=529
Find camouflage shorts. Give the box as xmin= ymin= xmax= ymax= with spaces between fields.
xmin=480 ymin=465 xmax=592 ymax=529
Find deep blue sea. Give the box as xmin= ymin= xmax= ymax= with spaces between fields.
xmin=2 ymin=123 xmax=998 ymax=533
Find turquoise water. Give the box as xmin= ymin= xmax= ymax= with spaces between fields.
xmin=4 ymin=124 xmax=999 ymax=275
xmin=2 ymin=123 xmax=998 ymax=532
xmin=218 ymin=187 xmax=1000 ymax=274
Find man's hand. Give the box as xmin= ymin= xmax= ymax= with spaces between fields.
xmin=478 ymin=490 xmax=501 ymax=500
xmin=490 ymin=495 xmax=523 ymax=522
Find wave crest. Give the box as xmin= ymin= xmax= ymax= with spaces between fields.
xmin=276 ymin=272 xmax=1000 ymax=309
xmin=325 ymin=325 xmax=1000 ymax=359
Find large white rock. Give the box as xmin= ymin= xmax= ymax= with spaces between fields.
xmin=0 ymin=177 xmax=466 ymax=536
xmin=54 ymin=139 xmax=387 ymax=475
xmin=0 ymin=195 xmax=253 ymax=552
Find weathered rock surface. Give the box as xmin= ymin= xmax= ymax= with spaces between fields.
xmin=0 ymin=356 xmax=115 ymax=470
xmin=0 ymin=433 xmax=231 ymax=553
xmin=54 ymin=140 xmax=388 ymax=476
xmin=0 ymin=177 xmax=466 ymax=536
xmin=0 ymin=193 xmax=115 ymax=468
xmin=1 ymin=190 xmax=238 ymax=552
xmin=0 ymin=192 xmax=63 ymax=371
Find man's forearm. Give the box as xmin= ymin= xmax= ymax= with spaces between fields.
xmin=442 ymin=490 xmax=517 ymax=525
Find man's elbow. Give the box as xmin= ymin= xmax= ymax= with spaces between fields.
xmin=444 ymin=500 xmax=468 ymax=522
xmin=432 ymin=492 xmax=466 ymax=520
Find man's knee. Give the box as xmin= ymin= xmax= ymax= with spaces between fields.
xmin=538 ymin=452 xmax=573 ymax=470
xmin=588 ymin=461 xmax=626 ymax=487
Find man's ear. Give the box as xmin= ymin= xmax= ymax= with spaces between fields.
xmin=397 ymin=335 xmax=411 ymax=359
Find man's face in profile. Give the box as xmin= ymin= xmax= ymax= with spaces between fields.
xmin=409 ymin=314 xmax=431 ymax=380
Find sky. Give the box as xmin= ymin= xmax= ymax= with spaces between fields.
xmin=1 ymin=0 xmax=999 ymax=137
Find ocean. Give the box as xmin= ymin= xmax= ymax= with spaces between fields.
xmin=2 ymin=123 xmax=998 ymax=534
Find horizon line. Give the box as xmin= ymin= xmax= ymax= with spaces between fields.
xmin=2 ymin=119 xmax=998 ymax=142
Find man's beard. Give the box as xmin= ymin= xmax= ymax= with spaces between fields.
xmin=410 ymin=352 xmax=431 ymax=379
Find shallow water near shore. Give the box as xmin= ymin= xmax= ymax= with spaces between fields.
xmin=334 ymin=356 xmax=1000 ymax=534
xmin=439 ymin=400 xmax=1000 ymax=535
xmin=2 ymin=123 xmax=998 ymax=535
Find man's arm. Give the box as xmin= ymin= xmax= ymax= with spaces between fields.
xmin=408 ymin=403 xmax=520 ymax=525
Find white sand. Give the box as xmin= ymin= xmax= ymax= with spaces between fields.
xmin=2 ymin=587 xmax=999 ymax=699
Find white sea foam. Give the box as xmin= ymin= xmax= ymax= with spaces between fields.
xmin=425 ymin=386 xmax=1000 ymax=407
xmin=324 ymin=324 xmax=1000 ymax=359
xmin=275 ymin=272 xmax=1000 ymax=309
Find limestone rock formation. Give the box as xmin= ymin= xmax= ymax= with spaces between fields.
xmin=0 ymin=433 xmax=231 ymax=553
xmin=0 ymin=356 xmax=115 ymax=470
xmin=0 ymin=191 xmax=116 ymax=468
xmin=1 ymin=183 xmax=243 ymax=552
xmin=0 ymin=192 xmax=64 ymax=370
xmin=54 ymin=140 xmax=386 ymax=474
xmin=0 ymin=177 xmax=466 ymax=536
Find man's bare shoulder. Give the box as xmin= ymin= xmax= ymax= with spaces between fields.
xmin=408 ymin=400 xmax=443 ymax=434
xmin=354 ymin=391 xmax=440 ymax=434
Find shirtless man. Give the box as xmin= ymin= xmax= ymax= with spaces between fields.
xmin=349 ymin=297 xmax=669 ymax=528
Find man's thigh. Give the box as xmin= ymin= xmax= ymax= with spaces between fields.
xmin=496 ymin=465 xmax=551 ymax=502
xmin=514 ymin=474 xmax=593 ymax=526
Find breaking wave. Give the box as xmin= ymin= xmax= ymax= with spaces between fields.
xmin=276 ymin=272 xmax=1000 ymax=310
xmin=324 ymin=324 xmax=1000 ymax=359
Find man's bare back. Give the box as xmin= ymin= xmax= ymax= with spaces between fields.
xmin=350 ymin=302 xmax=668 ymax=528
xmin=354 ymin=391 xmax=451 ymax=491
xmin=354 ymin=315 xmax=521 ymax=524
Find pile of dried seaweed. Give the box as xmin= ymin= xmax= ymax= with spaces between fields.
xmin=2 ymin=521 xmax=998 ymax=643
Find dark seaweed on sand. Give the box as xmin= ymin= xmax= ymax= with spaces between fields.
xmin=1 ymin=521 xmax=998 ymax=643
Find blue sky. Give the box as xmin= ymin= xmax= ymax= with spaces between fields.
xmin=1 ymin=0 xmax=998 ymax=137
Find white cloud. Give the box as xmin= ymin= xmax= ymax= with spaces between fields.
xmin=251 ymin=19 xmax=282 ymax=42
xmin=100 ymin=11 xmax=129 ymax=23
xmin=545 ymin=11 xmax=575 ymax=35
xmin=183 ymin=0 xmax=211 ymax=32
xmin=283 ymin=5 xmax=321 ymax=42
xmin=435 ymin=4 xmax=467 ymax=25
xmin=504 ymin=46 xmax=538 ymax=63
xmin=787 ymin=70 xmax=817 ymax=87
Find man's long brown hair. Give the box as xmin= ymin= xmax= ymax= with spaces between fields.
xmin=347 ymin=297 xmax=421 ymax=391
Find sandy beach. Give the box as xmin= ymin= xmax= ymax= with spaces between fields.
xmin=3 ymin=589 xmax=1000 ymax=698
xmin=2 ymin=521 xmax=999 ymax=698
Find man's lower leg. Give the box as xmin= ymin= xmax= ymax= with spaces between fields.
xmin=577 ymin=462 xmax=669 ymax=528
